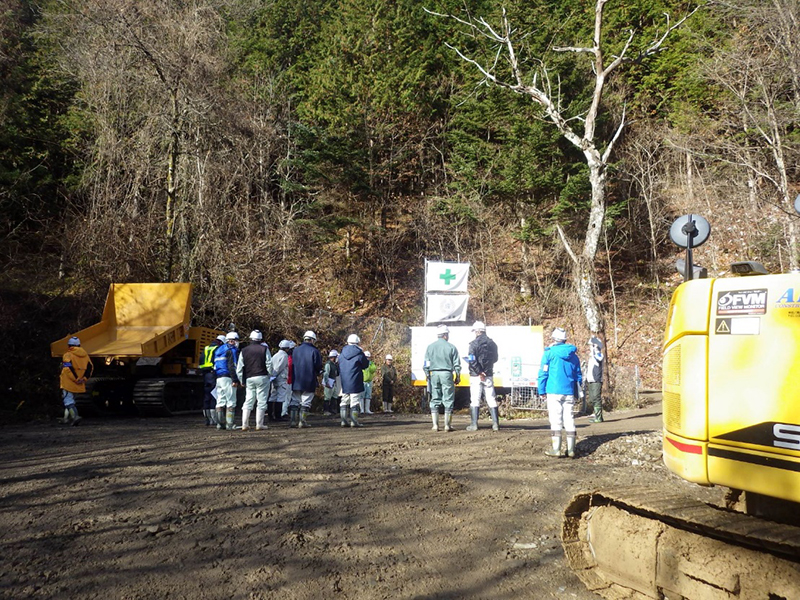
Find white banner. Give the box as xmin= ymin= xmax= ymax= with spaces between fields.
xmin=426 ymin=261 xmax=470 ymax=292
xmin=425 ymin=293 xmax=470 ymax=324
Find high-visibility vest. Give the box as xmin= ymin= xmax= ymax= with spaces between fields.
xmin=200 ymin=343 xmax=217 ymax=369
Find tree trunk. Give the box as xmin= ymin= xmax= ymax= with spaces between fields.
xmin=576 ymin=158 xmax=606 ymax=334
xmin=165 ymin=90 xmax=180 ymax=282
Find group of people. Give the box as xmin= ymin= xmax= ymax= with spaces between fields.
xmin=57 ymin=323 xmax=605 ymax=458
xmin=422 ymin=321 xmax=501 ymax=433
xmin=421 ymin=321 xmax=605 ymax=458
xmin=198 ymin=330 xmax=399 ymax=431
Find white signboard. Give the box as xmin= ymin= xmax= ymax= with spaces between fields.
xmin=410 ymin=325 xmax=544 ymax=388
xmin=425 ymin=261 xmax=470 ymax=293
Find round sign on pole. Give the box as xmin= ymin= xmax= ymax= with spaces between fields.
xmin=669 ymin=214 xmax=711 ymax=249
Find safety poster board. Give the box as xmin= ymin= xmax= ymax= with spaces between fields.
xmin=410 ymin=326 xmax=544 ymax=388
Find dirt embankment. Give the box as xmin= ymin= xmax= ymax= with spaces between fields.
xmin=0 ymin=404 xmax=719 ymax=600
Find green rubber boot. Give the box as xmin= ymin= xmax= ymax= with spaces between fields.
xmin=444 ymin=411 xmax=453 ymax=432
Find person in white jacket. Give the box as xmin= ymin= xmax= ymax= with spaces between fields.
xmin=268 ymin=339 xmax=291 ymax=422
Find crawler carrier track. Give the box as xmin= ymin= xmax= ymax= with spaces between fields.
xmin=132 ymin=377 xmax=204 ymax=417
xmin=562 ymin=487 xmax=800 ymax=599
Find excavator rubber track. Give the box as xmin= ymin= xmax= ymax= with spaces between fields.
xmin=132 ymin=377 xmax=204 ymax=417
xmin=562 ymin=486 xmax=800 ymax=600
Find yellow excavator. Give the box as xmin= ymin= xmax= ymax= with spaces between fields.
xmin=51 ymin=283 xmax=222 ymax=416
xmin=563 ymin=215 xmax=800 ymax=599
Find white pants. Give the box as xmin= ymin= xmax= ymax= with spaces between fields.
xmin=243 ymin=375 xmax=270 ymax=411
xmin=216 ymin=377 xmax=236 ymax=410
xmin=291 ymin=390 xmax=314 ymax=409
xmin=469 ymin=377 xmax=497 ymax=408
xmin=269 ymin=379 xmax=290 ymax=404
xmin=340 ymin=392 xmax=363 ymax=409
xmin=547 ymin=394 xmax=575 ymax=433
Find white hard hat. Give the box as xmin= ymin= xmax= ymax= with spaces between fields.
xmin=471 ymin=321 xmax=486 ymax=331
xmin=347 ymin=334 xmax=360 ymax=345
xmin=226 ymin=331 xmax=240 ymax=341
xmin=551 ymin=327 xmax=567 ymax=342
xmin=216 ymin=334 xmax=227 ymax=343
xmin=288 ymin=341 xmax=296 ymax=349
xmin=249 ymin=330 xmax=263 ymax=341
xmin=437 ymin=325 xmax=449 ymax=336
xmin=303 ymin=330 xmax=317 ymax=341
xmin=68 ymin=336 xmax=81 ymax=346
xmin=328 ymin=349 xmax=339 ymax=357
xmin=364 ymin=351 xmax=371 ymax=358
xmin=385 ymin=354 xmax=393 ymax=360
xmin=278 ymin=339 xmax=291 ymax=349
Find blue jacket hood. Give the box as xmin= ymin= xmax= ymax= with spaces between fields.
xmin=339 ymin=345 xmax=370 ymax=394
xmin=537 ymin=342 xmax=582 ymax=396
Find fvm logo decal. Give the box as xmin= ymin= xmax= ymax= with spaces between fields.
xmin=717 ymin=289 xmax=767 ymax=315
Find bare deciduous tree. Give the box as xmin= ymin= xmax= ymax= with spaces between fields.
xmin=428 ymin=0 xmax=698 ymax=334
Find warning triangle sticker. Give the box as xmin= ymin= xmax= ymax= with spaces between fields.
xmin=716 ymin=319 xmax=730 ymax=334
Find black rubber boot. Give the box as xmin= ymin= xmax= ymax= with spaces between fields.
xmin=490 ymin=406 xmax=500 ymax=431
xmin=466 ymin=407 xmax=479 ymax=431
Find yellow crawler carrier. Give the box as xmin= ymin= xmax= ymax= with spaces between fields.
xmin=52 ymin=283 xmax=221 ymax=416
xmin=563 ymin=216 xmax=800 ymax=599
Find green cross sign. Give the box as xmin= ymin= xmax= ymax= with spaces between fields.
xmin=439 ymin=269 xmax=456 ymax=285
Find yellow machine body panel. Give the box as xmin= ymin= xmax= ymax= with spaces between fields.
xmin=51 ymin=283 xmax=193 ymax=359
xmin=663 ymin=273 xmax=800 ymax=503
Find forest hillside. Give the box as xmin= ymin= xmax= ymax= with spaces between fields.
xmin=2 ymin=0 xmax=798 ymax=416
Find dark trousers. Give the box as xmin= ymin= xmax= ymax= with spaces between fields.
xmin=587 ymin=381 xmax=602 ymax=415
xmin=203 ymin=370 xmax=217 ymax=410
xmin=382 ymin=383 xmax=394 ymax=403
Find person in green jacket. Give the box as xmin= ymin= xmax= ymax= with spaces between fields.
xmin=423 ymin=325 xmax=461 ymax=432
xmin=361 ymin=350 xmax=377 ymax=414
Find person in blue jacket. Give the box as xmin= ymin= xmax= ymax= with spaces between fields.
xmin=214 ymin=331 xmax=241 ymax=430
xmin=338 ymin=334 xmax=371 ymax=428
xmin=290 ymin=330 xmax=323 ymax=428
xmin=538 ymin=327 xmax=582 ymax=458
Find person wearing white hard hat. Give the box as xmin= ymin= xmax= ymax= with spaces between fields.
xmin=537 ymin=327 xmax=582 ymax=458
xmin=280 ymin=340 xmax=297 ymax=419
xmin=236 ymin=330 xmax=274 ymax=431
xmin=214 ymin=331 xmax=242 ymax=430
xmin=322 ymin=349 xmax=340 ymax=416
xmin=290 ymin=330 xmax=323 ymax=427
xmin=423 ymin=325 xmax=461 ymax=431
xmin=361 ymin=351 xmax=377 ymax=414
xmin=381 ymin=354 xmax=397 ymax=413
xmin=59 ymin=336 xmax=94 ymax=425
xmin=199 ymin=335 xmax=226 ymax=427
xmin=338 ymin=334 xmax=370 ymax=427
xmin=585 ymin=336 xmax=604 ymax=423
xmin=268 ymin=340 xmax=292 ymax=421
xmin=465 ymin=321 xmax=501 ymax=431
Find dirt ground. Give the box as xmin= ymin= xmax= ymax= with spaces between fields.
xmin=0 ymin=402 xmax=725 ymax=600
